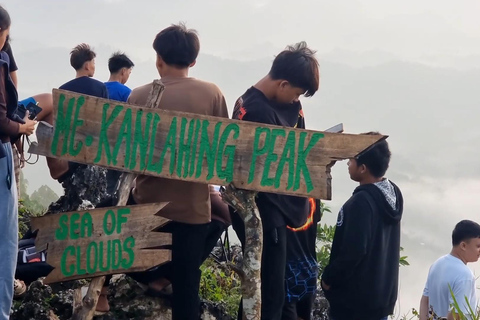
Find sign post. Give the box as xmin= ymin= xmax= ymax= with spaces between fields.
xmin=31 ymin=203 xmax=171 ymax=284
xmin=29 ymin=83 xmax=386 ymax=320
xmin=30 ymin=89 xmax=385 ymax=200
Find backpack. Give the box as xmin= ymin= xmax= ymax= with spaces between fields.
xmin=15 ymin=237 xmax=53 ymax=285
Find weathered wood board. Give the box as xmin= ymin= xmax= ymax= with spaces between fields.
xmin=30 ymin=203 xmax=171 ymax=284
xmin=29 ymin=89 xmax=386 ymax=200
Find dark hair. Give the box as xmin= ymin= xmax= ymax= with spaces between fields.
xmin=108 ymin=51 xmax=134 ymax=73
xmin=269 ymin=41 xmax=319 ymax=97
xmin=70 ymin=43 xmax=96 ymax=70
xmin=152 ymin=23 xmax=200 ymax=68
xmin=452 ymin=220 xmax=480 ymax=246
xmin=355 ymin=132 xmax=391 ymax=178
xmin=2 ymin=35 xmax=10 ymax=51
xmin=0 ymin=6 xmax=11 ymax=31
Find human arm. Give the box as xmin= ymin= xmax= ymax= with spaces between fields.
xmin=0 ymin=66 xmax=19 ymax=136
xmin=321 ymin=194 xmax=373 ymax=289
xmin=213 ymin=92 xmax=228 ymax=118
xmin=0 ymin=64 xmax=35 ymax=137
xmin=0 ymin=100 xmax=35 ymax=137
xmin=10 ymin=71 xmax=17 ymax=88
xmin=4 ymin=45 xmax=18 ymax=87
xmin=210 ymin=84 xmax=228 ymax=118
xmin=419 ymin=295 xmax=430 ymax=320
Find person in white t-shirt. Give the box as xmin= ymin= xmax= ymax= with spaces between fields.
xmin=420 ymin=220 xmax=480 ymax=320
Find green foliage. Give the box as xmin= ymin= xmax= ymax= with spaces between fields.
xmin=399 ymin=246 xmax=410 ymax=267
xmin=316 ymin=222 xmax=335 ymax=274
xmin=200 ymin=258 xmax=241 ymax=317
xmin=449 ymin=284 xmax=480 ymax=320
xmin=18 ymin=200 xmax=44 ymax=239
xmin=316 ymin=201 xmax=335 ymax=274
xmin=397 ymin=308 xmax=420 ymax=320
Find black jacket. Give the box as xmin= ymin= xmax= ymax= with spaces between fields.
xmin=322 ymin=181 xmax=403 ymax=320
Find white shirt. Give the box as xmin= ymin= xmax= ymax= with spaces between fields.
xmin=423 ymin=254 xmax=477 ymax=318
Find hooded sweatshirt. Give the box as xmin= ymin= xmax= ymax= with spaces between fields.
xmin=322 ymin=179 xmax=403 ymax=320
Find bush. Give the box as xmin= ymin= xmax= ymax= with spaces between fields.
xmin=200 ymin=258 xmax=242 ymax=317
xmin=18 ymin=200 xmax=44 ymax=239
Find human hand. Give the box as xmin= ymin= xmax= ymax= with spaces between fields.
xmin=19 ymin=112 xmax=37 ymax=136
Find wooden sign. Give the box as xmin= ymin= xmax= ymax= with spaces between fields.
xmin=30 ymin=203 xmax=171 ymax=284
xmin=29 ymin=89 xmax=386 ymax=200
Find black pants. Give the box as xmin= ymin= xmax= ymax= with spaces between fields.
xmin=231 ymin=212 xmax=287 ymax=320
xmin=126 ymin=193 xmax=210 ymax=320
xmin=281 ymin=293 xmax=314 ymax=320
xmin=129 ymin=221 xmax=209 ymax=320
xmin=201 ymin=219 xmax=227 ymax=262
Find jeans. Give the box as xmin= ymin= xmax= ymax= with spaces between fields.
xmin=0 ymin=142 xmax=18 ymax=320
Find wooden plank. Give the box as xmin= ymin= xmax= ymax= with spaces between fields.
xmin=71 ymin=277 xmax=105 ymax=320
xmin=29 ymin=89 xmax=386 ymax=200
xmin=325 ymin=123 xmax=344 ymax=133
xmin=73 ymin=80 xmax=166 ymax=320
xmin=30 ymin=203 xmax=171 ymax=284
xmin=115 ymin=80 xmax=165 ymax=206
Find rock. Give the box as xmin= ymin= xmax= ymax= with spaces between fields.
xmin=12 ymin=275 xmax=234 ymax=320
xmin=312 ymin=287 xmax=330 ymax=320
xmin=200 ymin=301 xmax=233 ymax=320
xmin=10 ymin=280 xmax=73 ymax=320
xmin=94 ymin=275 xmax=233 ymax=320
xmin=47 ymin=165 xmax=109 ymax=214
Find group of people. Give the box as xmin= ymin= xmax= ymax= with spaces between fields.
xmin=0 ymin=4 xmax=479 ymax=320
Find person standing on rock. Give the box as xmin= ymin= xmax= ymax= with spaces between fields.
xmin=125 ymin=23 xmax=228 ymax=320
xmin=0 ymin=5 xmax=37 ymax=319
xmin=230 ymin=42 xmax=320 ymax=320
xmin=321 ymin=133 xmax=404 ymax=320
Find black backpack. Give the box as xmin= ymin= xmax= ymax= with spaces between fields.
xmin=15 ymin=237 xmax=53 ymax=285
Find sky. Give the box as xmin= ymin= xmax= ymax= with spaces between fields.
xmin=4 ymin=0 xmax=480 ymax=317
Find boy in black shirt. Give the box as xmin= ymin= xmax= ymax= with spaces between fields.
xmin=321 ymin=133 xmax=404 ymax=320
xmin=231 ymin=41 xmax=320 ymax=320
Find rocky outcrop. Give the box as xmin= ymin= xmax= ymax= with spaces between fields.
xmin=11 ymin=275 xmax=233 ymax=320
xmin=47 ymin=165 xmax=109 ymax=214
